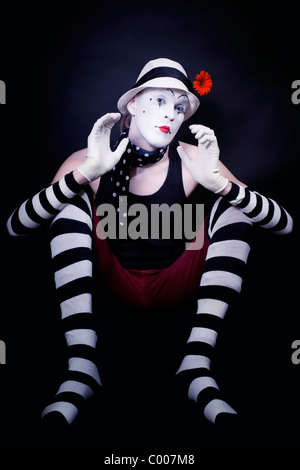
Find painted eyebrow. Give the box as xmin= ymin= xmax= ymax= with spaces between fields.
xmin=166 ymin=88 xmax=175 ymax=96
xmin=176 ymin=94 xmax=188 ymax=101
xmin=156 ymin=89 xmax=188 ymax=101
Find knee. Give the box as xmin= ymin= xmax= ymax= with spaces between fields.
xmin=220 ymin=203 xmax=253 ymax=227
xmin=209 ymin=201 xmax=253 ymax=244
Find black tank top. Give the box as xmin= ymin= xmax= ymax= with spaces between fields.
xmin=95 ymin=140 xmax=215 ymax=269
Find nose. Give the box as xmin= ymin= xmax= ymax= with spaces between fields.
xmin=164 ymin=104 xmax=175 ymax=121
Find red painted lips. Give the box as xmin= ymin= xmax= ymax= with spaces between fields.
xmin=158 ymin=126 xmax=170 ymax=134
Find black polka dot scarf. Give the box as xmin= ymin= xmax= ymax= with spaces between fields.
xmin=110 ymin=129 xmax=168 ymax=203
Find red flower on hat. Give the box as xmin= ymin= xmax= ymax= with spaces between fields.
xmin=193 ymin=71 xmax=213 ymax=96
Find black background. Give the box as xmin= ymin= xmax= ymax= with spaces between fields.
xmin=0 ymin=0 xmax=299 ymax=452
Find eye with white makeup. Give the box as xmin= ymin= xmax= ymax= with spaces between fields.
xmin=154 ymin=94 xmax=187 ymax=115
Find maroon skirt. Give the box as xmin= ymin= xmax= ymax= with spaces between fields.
xmin=92 ymin=202 xmax=210 ymax=310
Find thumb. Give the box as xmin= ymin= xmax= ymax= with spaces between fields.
xmin=177 ymin=145 xmax=190 ymax=162
xmin=114 ymin=137 xmax=129 ymax=159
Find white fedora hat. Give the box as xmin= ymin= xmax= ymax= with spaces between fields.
xmin=117 ymin=58 xmax=200 ymax=121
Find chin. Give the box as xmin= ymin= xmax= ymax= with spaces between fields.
xmin=145 ymin=134 xmax=173 ymax=149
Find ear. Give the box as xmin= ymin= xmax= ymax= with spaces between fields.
xmin=126 ymin=97 xmax=137 ymax=116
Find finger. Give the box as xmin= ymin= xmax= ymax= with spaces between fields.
xmin=89 ymin=116 xmax=107 ymax=134
xmin=197 ymin=134 xmax=215 ymax=145
xmin=88 ymin=115 xmax=108 ymax=139
xmin=190 ymin=124 xmax=214 ymax=139
xmin=98 ymin=112 xmax=120 ymax=123
xmin=189 ymin=124 xmax=213 ymax=132
xmin=103 ymin=112 xmax=121 ymax=128
xmin=92 ymin=113 xmax=121 ymax=135
xmin=189 ymin=124 xmax=201 ymax=135
xmin=195 ymin=131 xmax=215 ymax=142
xmin=194 ymin=128 xmax=214 ymax=139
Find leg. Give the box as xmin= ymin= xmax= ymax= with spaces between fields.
xmin=41 ymin=190 xmax=101 ymax=425
xmin=176 ymin=197 xmax=253 ymax=424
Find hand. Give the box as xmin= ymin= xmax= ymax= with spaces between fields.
xmin=177 ymin=124 xmax=228 ymax=194
xmin=77 ymin=113 xmax=129 ymax=182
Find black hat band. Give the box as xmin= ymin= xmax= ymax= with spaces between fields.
xmin=132 ymin=66 xmax=194 ymax=93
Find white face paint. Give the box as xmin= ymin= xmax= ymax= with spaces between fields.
xmin=127 ymin=88 xmax=188 ymax=151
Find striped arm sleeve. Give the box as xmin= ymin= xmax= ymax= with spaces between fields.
xmin=7 ymin=172 xmax=83 ymax=237
xmin=223 ymin=182 xmax=293 ymax=235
